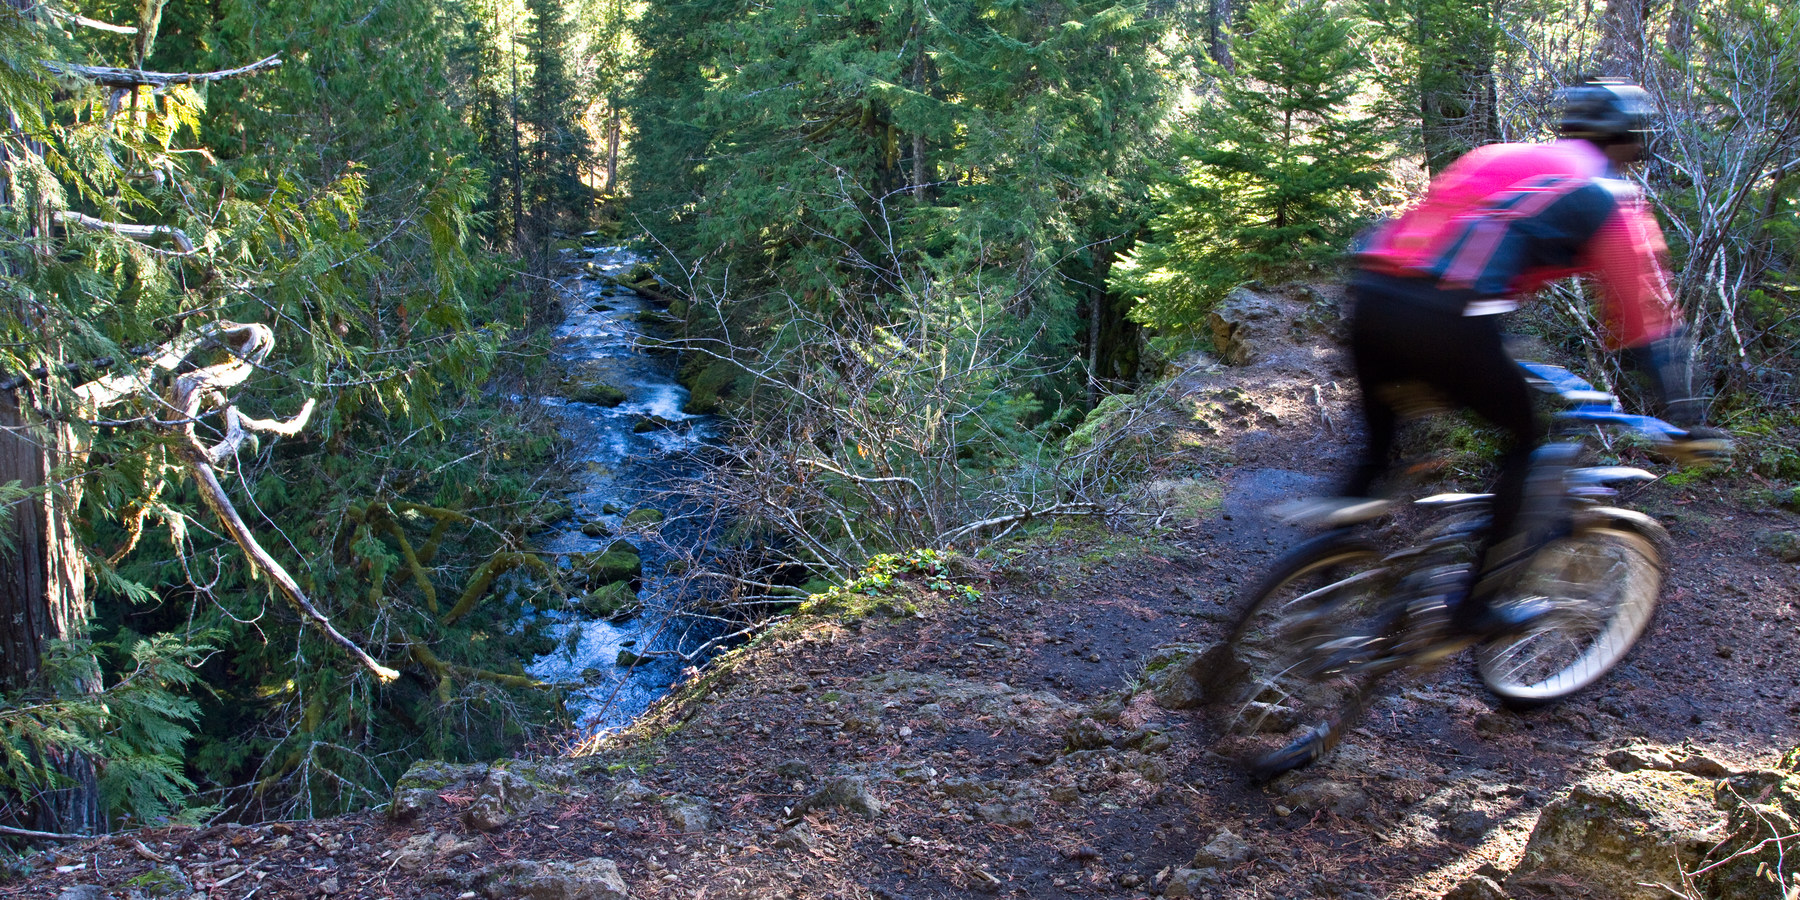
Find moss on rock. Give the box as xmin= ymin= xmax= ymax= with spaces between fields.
xmin=576 ymin=547 xmax=642 ymax=586
xmin=581 ymin=581 xmax=641 ymax=622
xmin=569 ymin=383 xmax=628 ymax=406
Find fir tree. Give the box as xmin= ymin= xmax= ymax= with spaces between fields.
xmin=1114 ymin=0 xmax=1385 ymax=332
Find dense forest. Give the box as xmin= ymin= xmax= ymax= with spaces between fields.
xmin=0 ymin=0 xmax=1794 ymax=839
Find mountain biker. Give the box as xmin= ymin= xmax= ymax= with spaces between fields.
xmin=1328 ymin=79 xmax=1730 ymax=637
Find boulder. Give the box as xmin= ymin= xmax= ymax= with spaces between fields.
xmin=481 ymin=858 xmax=632 ymax=900
xmin=1701 ymin=768 xmax=1800 ymax=899
xmin=1279 ymin=778 xmax=1369 ymax=818
xmin=568 ymin=383 xmax=627 ymax=407
xmin=1206 ymin=287 xmax=1285 ymax=366
xmin=1441 ymin=874 xmax=1506 ymax=900
xmin=797 ymin=775 xmax=884 ymax=819
xmin=393 ymin=831 xmax=484 ymax=873
xmin=1763 ymin=530 xmax=1800 ymax=564
xmin=1162 ymin=867 xmax=1220 ymax=897
xmin=1509 ymin=769 xmax=1716 ymax=900
xmin=385 ymin=759 xmax=576 ymax=832
xmin=576 ymin=548 xmax=642 ymax=587
xmin=1190 ymin=828 xmax=1253 ymax=868
xmin=631 ymin=415 xmax=679 ymax=434
xmin=580 ymin=582 xmax=640 ymax=622
xmin=622 ymin=508 xmax=665 ymax=527
xmin=1141 ymin=642 xmax=1223 ymax=710
xmin=55 ymin=887 xmax=105 ymax=900
xmin=390 ymin=760 xmax=490 ymax=822
xmin=662 ymin=794 xmax=715 ymax=833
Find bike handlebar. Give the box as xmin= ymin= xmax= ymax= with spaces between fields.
xmin=1517 ymin=361 xmax=1688 ymax=440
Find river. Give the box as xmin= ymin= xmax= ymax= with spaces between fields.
xmin=525 ymin=245 xmax=719 ymax=736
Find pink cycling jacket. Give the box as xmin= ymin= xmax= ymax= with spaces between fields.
xmin=1356 ymin=140 xmax=1680 ymax=349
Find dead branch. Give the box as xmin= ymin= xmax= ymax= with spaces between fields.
xmin=0 ymin=822 xmax=88 ymax=841
xmin=74 ymin=322 xmax=396 ymax=682
xmin=941 ymin=502 xmax=1107 ymax=544
xmin=54 ymin=210 xmax=194 ymax=253
xmin=42 ymin=5 xmax=139 ymax=34
xmin=41 ymin=53 xmax=281 ymax=90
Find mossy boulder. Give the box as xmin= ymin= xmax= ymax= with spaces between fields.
xmin=529 ymin=501 xmax=573 ymax=532
xmin=580 ymin=520 xmax=610 ymax=538
xmin=1762 ymin=529 xmax=1800 ymax=563
xmin=580 ymin=581 xmax=641 ymax=623
xmin=576 ymin=546 xmax=642 ymax=586
xmin=1140 ymin=641 xmax=1226 ymax=710
xmin=389 ymin=759 xmax=577 ymax=827
xmin=679 ymin=358 xmax=738 ymax=415
xmin=1509 ymin=769 xmax=1717 ymax=900
xmin=623 ymin=508 xmax=665 ymax=527
xmin=568 ymin=383 xmax=627 ymax=407
xmin=390 ymin=760 xmax=490 ymax=821
xmin=632 ymin=415 xmax=678 ymax=434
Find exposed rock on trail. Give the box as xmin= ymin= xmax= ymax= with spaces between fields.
xmin=10 ymin=285 xmax=1799 ymax=900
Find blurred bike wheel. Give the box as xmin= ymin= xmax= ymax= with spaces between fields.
xmin=1477 ymin=525 xmax=1663 ymax=708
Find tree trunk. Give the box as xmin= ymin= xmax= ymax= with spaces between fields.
xmin=1207 ymin=0 xmax=1234 ymax=71
xmin=0 ymin=391 xmax=100 ymax=835
xmin=604 ymin=108 xmax=621 ymax=193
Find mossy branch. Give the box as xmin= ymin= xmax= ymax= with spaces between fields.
xmin=373 ymin=509 xmax=436 ymax=614
xmin=408 ymin=643 xmax=545 ymax=690
xmin=443 ymin=551 xmax=550 ymax=626
xmin=392 ymin=501 xmax=473 ymax=565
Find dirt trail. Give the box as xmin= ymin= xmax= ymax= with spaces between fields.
xmin=11 ymin=290 xmax=1800 ymax=900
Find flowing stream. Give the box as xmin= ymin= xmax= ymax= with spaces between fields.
xmin=525 ymin=245 xmax=718 ymax=735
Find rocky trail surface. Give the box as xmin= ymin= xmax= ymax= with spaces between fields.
xmin=13 ymin=288 xmax=1800 ymax=900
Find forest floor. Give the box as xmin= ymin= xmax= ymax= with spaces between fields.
xmin=12 ymin=289 xmax=1800 ymax=900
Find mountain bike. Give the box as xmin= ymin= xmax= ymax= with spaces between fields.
xmin=1208 ymin=362 xmax=1705 ymax=780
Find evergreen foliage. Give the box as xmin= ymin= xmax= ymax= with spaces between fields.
xmin=626 ymin=0 xmax=1172 ymax=401
xmin=1114 ymin=0 xmax=1386 ymax=331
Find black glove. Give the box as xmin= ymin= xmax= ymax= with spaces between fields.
xmin=1623 ymin=329 xmax=1701 ymax=427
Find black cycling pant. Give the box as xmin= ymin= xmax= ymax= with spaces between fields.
xmin=1342 ymin=274 xmax=1543 ymax=590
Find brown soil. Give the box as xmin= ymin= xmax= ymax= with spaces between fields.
xmin=11 ymin=290 xmax=1799 ymax=900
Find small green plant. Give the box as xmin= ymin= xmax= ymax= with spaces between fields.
xmin=800 ymin=549 xmax=982 ymax=619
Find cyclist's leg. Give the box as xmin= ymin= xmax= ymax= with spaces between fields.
xmin=1435 ymin=313 xmax=1543 ymax=626
xmin=1343 ymin=286 xmax=1403 ymax=498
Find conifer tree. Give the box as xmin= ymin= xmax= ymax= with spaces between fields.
xmin=1114 ymin=0 xmax=1384 ymax=331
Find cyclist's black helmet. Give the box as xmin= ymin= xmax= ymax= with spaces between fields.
xmin=1558 ymin=79 xmax=1655 ymax=145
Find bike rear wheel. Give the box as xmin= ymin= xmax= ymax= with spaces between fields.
xmin=1212 ymin=532 xmax=1392 ymax=780
xmin=1477 ymin=525 xmax=1663 ymax=708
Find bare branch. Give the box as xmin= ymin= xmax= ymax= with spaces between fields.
xmin=0 ymin=822 xmax=89 ymax=840
xmin=54 ymin=210 xmax=194 ymax=253
xmin=44 ymin=6 xmax=139 ymax=34
xmin=42 ymin=53 xmax=281 ymax=89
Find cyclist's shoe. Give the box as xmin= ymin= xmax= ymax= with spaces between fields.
xmin=1249 ymin=725 xmax=1332 ymax=782
xmin=1662 ymin=426 xmax=1734 ymax=469
xmin=1269 ymin=496 xmax=1393 ymax=528
xmin=1452 ymin=595 xmax=1557 ymax=638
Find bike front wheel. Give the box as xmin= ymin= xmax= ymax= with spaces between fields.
xmin=1212 ymin=531 xmax=1393 ymax=780
xmin=1477 ymin=525 xmax=1663 ymax=708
